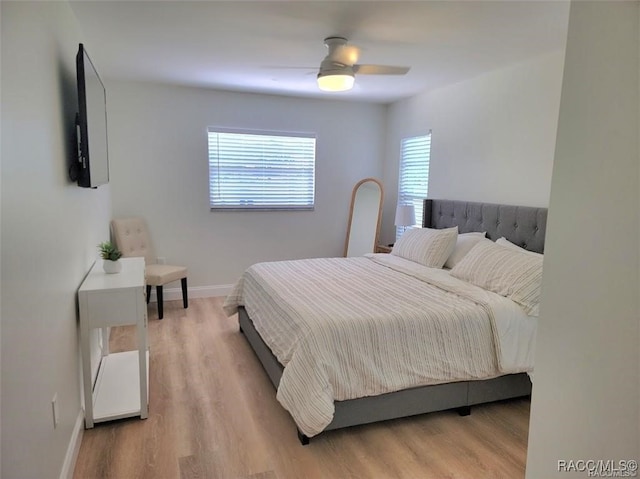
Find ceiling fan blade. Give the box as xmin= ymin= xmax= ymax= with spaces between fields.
xmin=353 ymin=65 xmax=410 ymax=75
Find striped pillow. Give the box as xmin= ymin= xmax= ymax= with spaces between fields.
xmin=496 ymin=237 xmax=543 ymax=258
xmin=391 ymin=227 xmax=458 ymax=268
xmin=450 ymin=239 xmax=543 ymax=316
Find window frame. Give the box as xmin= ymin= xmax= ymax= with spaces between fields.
xmin=396 ymin=131 xmax=432 ymax=239
xmin=207 ymin=127 xmax=316 ymax=211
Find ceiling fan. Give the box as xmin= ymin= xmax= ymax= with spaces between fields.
xmin=316 ymin=36 xmax=410 ymax=92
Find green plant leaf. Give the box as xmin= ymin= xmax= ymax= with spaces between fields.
xmin=98 ymin=241 xmax=122 ymax=261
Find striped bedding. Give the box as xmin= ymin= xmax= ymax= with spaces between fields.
xmin=223 ymin=254 xmax=535 ymax=437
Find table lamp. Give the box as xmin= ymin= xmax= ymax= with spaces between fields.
xmin=395 ymin=204 xmax=416 ymax=235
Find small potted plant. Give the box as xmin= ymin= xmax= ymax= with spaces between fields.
xmin=98 ymin=241 xmax=123 ymax=274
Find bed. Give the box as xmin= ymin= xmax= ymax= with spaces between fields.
xmin=224 ymin=199 xmax=547 ymax=444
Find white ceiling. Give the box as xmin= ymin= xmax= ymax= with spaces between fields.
xmin=70 ymin=1 xmax=570 ymax=104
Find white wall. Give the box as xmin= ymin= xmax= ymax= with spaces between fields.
xmin=526 ymin=2 xmax=639 ymax=477
xmin=1 ymin=2 xmax=112 ymax=478
xmin=381 ymin=49 xmax=566 ymax=244
xmin=106 ymin=81 xmax=387 ymax=290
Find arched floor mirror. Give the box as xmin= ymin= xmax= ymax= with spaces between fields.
xmin=344 ymin=178 xmax=384 ymax=257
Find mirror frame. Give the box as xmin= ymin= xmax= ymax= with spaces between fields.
xmin=343 ymin=177 xmax=384 ymax=257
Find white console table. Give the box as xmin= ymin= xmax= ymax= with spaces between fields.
xmin=79 ymin=257 xmax=148 ymax=428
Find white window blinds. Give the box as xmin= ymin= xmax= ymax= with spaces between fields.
xmin=208 ymin=128 xmax=316 ymax=210
xmin=397 ymin=132 xmax=431 ymax=239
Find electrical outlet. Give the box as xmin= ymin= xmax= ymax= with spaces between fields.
xmin=51 ymin=394 xmax=58 ymax=429
xmin=156 ymin=257 xmax=166 ymax=264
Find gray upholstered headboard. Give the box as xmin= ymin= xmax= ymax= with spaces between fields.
xmin=423 ymin=199 xmax=547 ymax=253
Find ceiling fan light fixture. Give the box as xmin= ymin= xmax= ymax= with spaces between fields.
xmin=317 ymin=72 xmax=355 ymax=92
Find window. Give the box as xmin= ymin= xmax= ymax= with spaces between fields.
xmin=208 ymin=128 xmax=316 ymax=210
xmin=397 ymin=132 xmax=431 ymax=239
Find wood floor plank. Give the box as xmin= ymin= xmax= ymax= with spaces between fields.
xmin=73 ymin=297 xmax=531 ymax=479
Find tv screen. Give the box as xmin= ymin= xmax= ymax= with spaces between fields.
xmin=75 ymin=43 xmax=109 ymax=188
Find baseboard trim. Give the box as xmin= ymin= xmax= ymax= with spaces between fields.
xmin=148 ymin=284 xmax=233 ymax=302
xmin=59 ymin=410 xmax=84 ymax=479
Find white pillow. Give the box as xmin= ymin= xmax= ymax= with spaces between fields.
xmin=391 ymin=226 xmax=458 ymax=268
xmin=496 ymin=237 xmax=543 ymax=258
xmin=444 ymin=232 xmax=486 ymax=269
xmin=449 ymin=239 xmax=543 ymax=316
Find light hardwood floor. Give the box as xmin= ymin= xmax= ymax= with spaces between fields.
xmin=73 ymin=297 xmax=531 ymax=479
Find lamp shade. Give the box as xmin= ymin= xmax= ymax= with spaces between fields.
xmin=317 ymin=72 xmax=355 ymax=92
xmin=395 ymin=204 xmax=416 ymax=227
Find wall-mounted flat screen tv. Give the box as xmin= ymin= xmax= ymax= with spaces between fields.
xmin=75 ymin=43 xmax=109 ymax=188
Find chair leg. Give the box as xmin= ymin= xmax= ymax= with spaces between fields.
xmin=156 ymin=285 xmax=163 ymax=320
xmin=181 ymin=277 xmax=188 ymax=309
xmin=146 ymin=285 xmax=151 ymax=305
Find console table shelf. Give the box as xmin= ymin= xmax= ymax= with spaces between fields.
xmin=79 ymin=257 xmax=148 ymax=428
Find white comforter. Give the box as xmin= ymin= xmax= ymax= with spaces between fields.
xmin=223 ymin=254 xmax=536 ymax=437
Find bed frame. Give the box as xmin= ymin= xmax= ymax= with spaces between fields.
xmin=238 ymin=199 xmax=547 ymax=444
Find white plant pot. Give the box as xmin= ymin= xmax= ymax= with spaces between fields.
xmin=103 ymin=259 xmax=122 ymax=274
